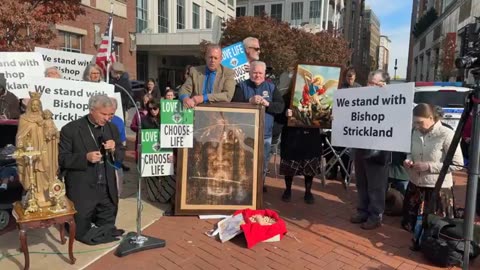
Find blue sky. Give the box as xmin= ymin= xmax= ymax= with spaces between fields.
xmin=365 ymin=0 xmax=413 ymax=79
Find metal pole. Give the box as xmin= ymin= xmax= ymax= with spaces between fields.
xmin=114 ymin=84 xmax=166 ymax=257
xmin=114 ymin=84 xmax=144 ymax=238
xmin=462 ymin=77 xmax=480 ymax=269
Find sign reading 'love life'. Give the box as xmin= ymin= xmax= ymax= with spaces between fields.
xmin=160 ymin=100 xmax=194 ymax=148
xmin=141 ymin=129 xmax=174 ymax=177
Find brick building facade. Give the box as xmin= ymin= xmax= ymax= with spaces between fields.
xmin=48 ymin=0 xmax=137 ymax=79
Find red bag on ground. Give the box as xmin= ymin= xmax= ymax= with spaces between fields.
xmin=233 ymin=208 xmax=287 ymax=249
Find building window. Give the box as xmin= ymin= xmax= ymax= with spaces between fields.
xmin=206 ymin=10 xmax=212 ymax=29
xmin=459 ymin=0 xmax=472 ymax=23
xmin=309 ymin=0 xmax=321 ymax=24
xmin=136 ymin=0 xmax=148 ymax=32
xmin=254 ymin=5 xmax=265 ymax=17
xmin=271 ymin=4 xmax=282 ymax=21
xmin=291 ymin=2 xmax=303 ymax=26
xmin=177 ymin=0 xmax=185 ymax=29
xmin=59 ymin=31 xmax=82 ymax=53
xmin=113 ymin=42 xmax=121 ymax=62
xmin=158 ymin=0 xmax=168 ymax=33
xmin=236 ymin=6 xmax=246 ymax=17
xmin=193 ymin=4 xmax=200 ymax=29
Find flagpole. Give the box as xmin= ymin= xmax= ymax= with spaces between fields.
xmin=106 ymin=0 xmax=114 ymax=82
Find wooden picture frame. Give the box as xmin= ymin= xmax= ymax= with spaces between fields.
xmin=175 ymin=103 xmax=264 ymax=215
xmin=288 ymin=63 xmax=343 ymax=128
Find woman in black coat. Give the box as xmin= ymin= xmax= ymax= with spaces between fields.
xmin=279 ymin=91 xmax=323 ymax=204
xmin=141 ymin=99 xmax=160 ymax=129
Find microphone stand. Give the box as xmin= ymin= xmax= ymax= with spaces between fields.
xmin=113 ymin=83 xmax=166 ymax=257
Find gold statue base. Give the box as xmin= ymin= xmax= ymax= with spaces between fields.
xmin=22 ymin=188 xmax=41 ymax=215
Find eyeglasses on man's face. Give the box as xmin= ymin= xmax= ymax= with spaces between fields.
xmin=249 ymin=47 xmax=261 ymax=52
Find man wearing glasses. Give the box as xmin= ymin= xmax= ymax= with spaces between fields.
xmin=179 ymin=44 xmax=235 ymax=108
xmin=243 ymin=37 xmax=261 ymax=64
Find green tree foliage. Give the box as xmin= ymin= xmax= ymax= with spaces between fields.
xmin=203 ymin=15 xmax=351 ymax=77
xmin=0 ymin=0 xmax=85 ymax=51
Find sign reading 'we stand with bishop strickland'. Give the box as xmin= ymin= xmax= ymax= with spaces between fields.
xmin=331 ymin=83 xmax=415 ymax=153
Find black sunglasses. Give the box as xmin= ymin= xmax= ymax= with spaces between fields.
xmin=149 ymin=107 xmax=159 ymax=111
xmin=249 ymin=47 xmax=261 ymax=52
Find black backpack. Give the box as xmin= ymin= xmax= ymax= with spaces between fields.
xmin=420 ymin=215 xmax=479 ymax=267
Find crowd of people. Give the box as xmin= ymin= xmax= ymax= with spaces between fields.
xmin=0 ymin=36 xmax=474 ymax=248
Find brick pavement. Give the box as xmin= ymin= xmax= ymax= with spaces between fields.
xmin=85 ymin=170 xmax=479 ymax=270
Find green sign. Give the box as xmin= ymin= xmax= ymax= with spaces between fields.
xmin=140 ymin=129 xmax=173 ymax=177
xmin=160 ymin=99 xmax=194 ymax=148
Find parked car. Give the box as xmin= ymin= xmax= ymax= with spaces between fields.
xmin=130 ymin=80 xmax=145 ymax=105
xmin=414 ymin=82 xmax=471 ymax=130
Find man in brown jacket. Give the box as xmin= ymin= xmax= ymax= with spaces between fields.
xmin=179 ymin=44 xmax=235 ymax=108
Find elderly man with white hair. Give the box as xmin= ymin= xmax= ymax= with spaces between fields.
xmin=232 ymin=60 xmax=284 ymax=192
xmin=243 ymin=37 xmax=261 ymax=63
xmin=59 ymin=94 xmax=125 ymax=244
xmin=45 ymin=67 xmax=63 ymax=79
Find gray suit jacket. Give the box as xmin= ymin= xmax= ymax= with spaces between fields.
xmin=179 ymin=65 xmax=235 ymax=102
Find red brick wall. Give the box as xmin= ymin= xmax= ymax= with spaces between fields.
xmin=49 ymin=1 xmax=137 ymax=79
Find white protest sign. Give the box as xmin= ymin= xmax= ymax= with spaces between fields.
xmin=0 ymin=52 xmax=45 ymax=98
xmin=29 ymin=78 xmax=114 ymax=129
xmin=112 ymin=92 xmax=124 ymax=123
xmin=221 ymin=42 xmax=249 ymax=83
xmin=35 ymin=47 xmax=94 ymax=81
xmin=141 ymin=129 xmax=174 ymax=177
xmin=331 ymin=83 xmax=415 ymax=152
xmin=160 ymin=100 xmax=194 ymax=148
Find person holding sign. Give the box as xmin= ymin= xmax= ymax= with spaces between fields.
xmin=165 ymin=89 xmax=175 ymax=100
xmin=59 ymin=94 xmax=125 ymax=244
xmin=0 ymin=73 xmax=21 ymax=119
xmin=401 ymin=103 xmax=463 ymax=232
xmin=243 ymin=37 xmax=261 ymax=68
xmin=131 ymin=93 xmax=153 ymax=160
xmin=45 ymin=67 xmax=62 ymax=79
xmin=83 ymin=64 xmax=104 ymax=82
xmin=232 ymin=61 xmax=284 ymax=192
xmin=350 ymin=70 xmax=392 ymax=230
xmin=278 ymin=97 xmax=322 ymax=204
xmin=141 ymin=99 xmax=176 ymax=207
xmin=141 ymin=99 xmax=160 ymax=129
xmin=179 ymin=44 xmax=235 ymax=108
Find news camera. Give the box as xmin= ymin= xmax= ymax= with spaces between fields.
xmin=455 ymin=20 xmax=480 ymax=71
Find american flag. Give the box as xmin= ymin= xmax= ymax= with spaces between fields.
xmin=95 ymin=13 xmax=116 ymax=80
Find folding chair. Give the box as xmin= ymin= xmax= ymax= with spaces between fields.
xmin=270 ymin=134 xmax=281 ymax=178
xmin=320 ymin=130 xmax=352 ymax=189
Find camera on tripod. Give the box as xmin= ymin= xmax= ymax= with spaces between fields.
xmin=455 ymin=21 xmax=480 ymax=70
